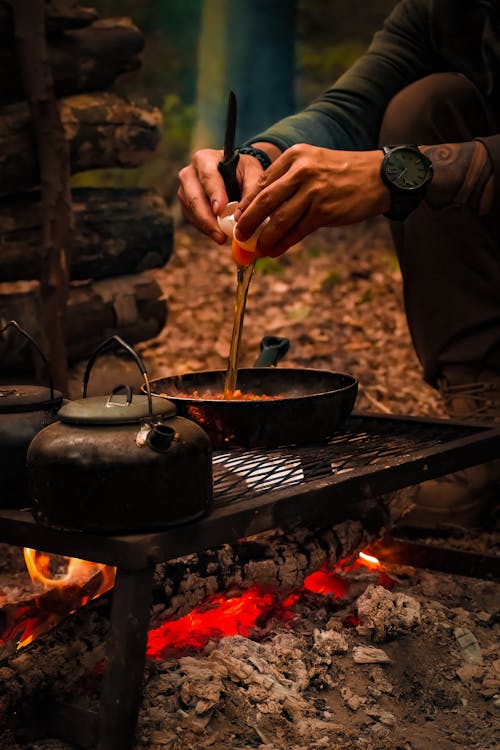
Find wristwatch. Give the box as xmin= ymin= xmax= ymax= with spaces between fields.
xmin=238 ymin=145 xmax=272 ymax=171
xmin=380 ymin=144 xmax=433 ymax=221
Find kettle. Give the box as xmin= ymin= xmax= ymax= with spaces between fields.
xmin=0 ymin=320 xmax=62 ymax=509
xmin=27 ymin=336 xmax=213 ymax=533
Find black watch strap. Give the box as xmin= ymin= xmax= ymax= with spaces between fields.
xmin=238 ymin=146 xmax=272 ymax=170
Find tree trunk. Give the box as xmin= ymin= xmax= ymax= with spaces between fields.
xmin=13 ymin=0 xmax=73 ymax=394
xmin=0 ymin=272 xmax=167 ymax=367
xmin=192 ymin=0 xmax=296 ymax=150
xmin=0 ymin=93 xmax=161 ymax=197
xmin=0 ymin=188 xmax=173 ymax=282
xmin=0 ymin=18 xmax=144 ymax=105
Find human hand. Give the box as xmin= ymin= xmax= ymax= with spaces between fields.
xmin=234 ymin=144 xmax=391 ymax=257
xmin=177 ymin=148 xmax=265 ymax=244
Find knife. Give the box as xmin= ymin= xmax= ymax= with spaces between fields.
xmin=218 ymin=90 xmax=241 ymax=202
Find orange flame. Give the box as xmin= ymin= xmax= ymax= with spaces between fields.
xmin=357 ymin=551 xmax=381 ymax=568
xmin=0 ymin=550 xmax=117 ymax=649
xmin=23 ymin=548 xmax=115 ymax=592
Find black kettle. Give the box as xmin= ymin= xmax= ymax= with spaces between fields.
xmin=0 ymin=320 xmax=62 ymax=509
xmin=27 ymin=336 xmax=213 ymax=534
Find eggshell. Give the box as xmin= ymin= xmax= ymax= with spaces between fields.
xmin=216 ymin=201 xmax=270 ymax=253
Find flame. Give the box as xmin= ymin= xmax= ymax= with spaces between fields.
xmin=0 ymin=550 xmax=116 ymax=650
xmin=357 ymin=551 xmax=381 ymax=568
xmin=23 ymin=548 xmax=115 ymax=592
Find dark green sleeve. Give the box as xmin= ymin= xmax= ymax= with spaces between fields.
xmin=247 ymin=0 xmax=437 ymax=152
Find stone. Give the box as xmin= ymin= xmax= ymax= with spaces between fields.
xmin=352 ymin=645 xmax=391 ymax=664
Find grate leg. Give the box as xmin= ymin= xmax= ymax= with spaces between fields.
xmin=97 ymin=565 xmax=154 ymax=750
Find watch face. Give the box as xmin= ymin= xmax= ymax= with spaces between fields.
xmin=385 ymin=148 xmax=429 ymax=190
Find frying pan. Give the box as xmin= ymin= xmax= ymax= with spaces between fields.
xmin=148 ymin=337 xmax=358 ymax=447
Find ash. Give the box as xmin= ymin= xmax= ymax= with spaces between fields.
xmin=1 ymin=554 xmax=499 ymax=749
xmin=135 ymin=566 xmax=499 ymax=750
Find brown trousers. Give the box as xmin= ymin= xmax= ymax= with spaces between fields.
xmin=379 ymin=73 xmax=500 ymax=385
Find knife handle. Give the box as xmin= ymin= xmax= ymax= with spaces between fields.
xmin=218 ymin=150 xmax=241 ymax=202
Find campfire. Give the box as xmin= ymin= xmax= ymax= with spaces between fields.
xmin=0 ymin=411 xmax=498 ymax=750
xmin=1 ymin=530 xmax=498 ymax=750
xmin=2 ymin=546 xmax=382 ymax=656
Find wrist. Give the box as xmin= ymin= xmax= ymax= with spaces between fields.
xmin=247 ymin=141 xmax=282 ymax=166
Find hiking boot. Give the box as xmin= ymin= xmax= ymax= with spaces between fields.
xmin=402 ymin=366 xmax=500 ymax=530
xmin=437 ymin=365 xmax=500 ymax=423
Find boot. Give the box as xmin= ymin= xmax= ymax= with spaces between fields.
xmin=402 ymin=366 xmax=500 ymax=530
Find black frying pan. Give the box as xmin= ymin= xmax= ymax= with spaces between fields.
xmin=149 ymin=337 xmax=358 ymax=447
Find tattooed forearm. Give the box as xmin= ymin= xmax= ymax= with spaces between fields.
xmin=422 ymin=140 xmax=494 ymax=215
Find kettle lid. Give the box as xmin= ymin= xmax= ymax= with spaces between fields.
xmin=0 ymin=385 xmax=63 ymax=414
xmin=59 ymin=391 xmax=176 ymax=425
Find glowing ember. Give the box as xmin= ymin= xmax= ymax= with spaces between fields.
xmin=303 ymin=568 xmax=348 ymax=598
xmin=147 ymin=586 xmax=291 ymax=660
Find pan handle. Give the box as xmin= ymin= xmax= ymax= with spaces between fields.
xmin=254 ymin=336 xmax=290 ymax=367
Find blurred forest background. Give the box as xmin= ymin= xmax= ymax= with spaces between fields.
xmin=73 ymin=0 xmax=397 ymax=203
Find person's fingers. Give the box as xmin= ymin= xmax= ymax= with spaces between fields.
xmin=191 ymin=149 xmax=229 ymax=215
xmin=178 ymin=167 xmax=227 ymax=243
xmin=235 ymin=174 xmax=300 ymax=243
xmin=234 ymin=149 xmax=295 ymax=222
xmin=255 ymin=193 xmax=316 ymax=258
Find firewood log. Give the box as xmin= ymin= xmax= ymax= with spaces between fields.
xmin=0 ymin=188 xmax=173 ymax=282
xmin=0 ymin=18 xmax=144 ymax=105
xmin=0 ymin=93 xmax=161 ymax=197
xmin=152 ymin=489 xmax=413 ymax=622
xmin=0 ymin=0 xmax=98 ymax=34
xmin=0 ymin=271 xmax=167 ymax=367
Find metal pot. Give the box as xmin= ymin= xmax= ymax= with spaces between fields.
xmin=27 ymin=336 xmax=212 ymax=533
xmin=149 ymin=337 xmax=358 ymax=448
xmin=0 ymin=320 xmax=62 ymax=509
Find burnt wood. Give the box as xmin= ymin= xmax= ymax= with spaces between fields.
xmin=0 ymin=0 xmax=98 ymax=35
xmin=13 ymin=0 xmax=73 ymax=394
xmin=0 ymin=272 xmax=167 ymax=366
xmin=0 ymin=18 xmax=144 ymax=105
xmin=0 ymin=92 xmax=161 ymax=197
xmin=0 ymin=188 xmax=173 ymax=282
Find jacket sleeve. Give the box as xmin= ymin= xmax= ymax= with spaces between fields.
xmin=247 ymin=0 xmax=438 ymax=152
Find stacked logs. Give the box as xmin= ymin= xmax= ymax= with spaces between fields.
xmin=0 ymin=0 xmax=171 ymax=368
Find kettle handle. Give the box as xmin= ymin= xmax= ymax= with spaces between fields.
xmin=82 ymin=335 xmax=153 ymax=419
xmin=0 ymin=319 xmax=55 ymax=401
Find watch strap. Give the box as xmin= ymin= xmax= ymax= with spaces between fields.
xmin=238 ymin=145 xmax=272 ymax=171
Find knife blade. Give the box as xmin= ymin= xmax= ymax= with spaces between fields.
xmin=218 ymin=90 xmax=241 ymax=202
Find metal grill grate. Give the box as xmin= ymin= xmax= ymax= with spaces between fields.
xmin=212 ymin=413 xmax=480 ymax=506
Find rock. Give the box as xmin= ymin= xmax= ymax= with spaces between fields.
xmin=352 ymin=645 xmax=391 ymax=664
xmin=454 ymin=627 xmax=483 ymax=666
xmin=356 ymin=585 xmax=421 ymax=642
